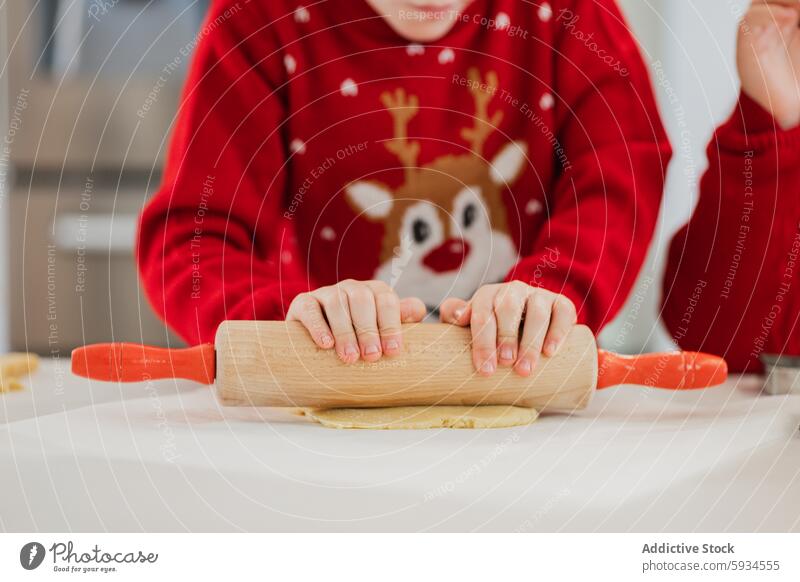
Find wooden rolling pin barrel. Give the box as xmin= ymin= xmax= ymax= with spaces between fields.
xmin=71 ymin=322 xmax=728 ymax=412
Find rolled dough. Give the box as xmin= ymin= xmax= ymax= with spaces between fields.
xmin=301 ymin=405 xmax=538 ymax=430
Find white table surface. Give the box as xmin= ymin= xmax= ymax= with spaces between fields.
xmin=1 ymin=359 xmax=798 ymax=532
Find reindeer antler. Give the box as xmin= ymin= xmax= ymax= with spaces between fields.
xmin=461 ymin=68 xmax=504 ymax=156
xmin=381 ymin=88 xmax=420 ymax=183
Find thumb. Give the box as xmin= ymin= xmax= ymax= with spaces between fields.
xmin=399 ymin=297 xmax=427 ymax=323
xmin=439 ymin=297 xmax=470 ymax=325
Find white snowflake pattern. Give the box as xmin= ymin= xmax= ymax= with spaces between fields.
xmin=494 ymin=12 xmax=511 ymax=30
xmin=284 ymin=54 xmax=297 ymax=75
xmin=438 ymin=48 xmax=455 ymax=64
xmin=281 ymin=251 xmax=293 ymax=264
xmin=538 ymin=3 xmax=553 ymax=22
xmin=406 ymin=43 xmax=425 ymax=56
xmin=320 ymin=226 xmax=337 ymax=241
xmin=525 ymin=199 xmax=543 ymax=215
xmin=340 ymin=78 xmax=358 ymax=96
xmin=539 ymin=92 xmax=555 ymax=111
xmin=294 ymin=5 xmax=310 ymax=23
xmin=289 ymin=138 xmax=306 ymax=154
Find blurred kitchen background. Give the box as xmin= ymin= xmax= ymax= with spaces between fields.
xmin=0 ymin=0 xmax=748 ymax=355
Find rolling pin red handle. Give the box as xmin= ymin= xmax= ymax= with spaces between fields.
xmin=71 ymin=343 xmax=216 ymax=384
xmin=596 ymin=350 xmax=728 ymax=390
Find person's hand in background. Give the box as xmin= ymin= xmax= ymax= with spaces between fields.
xmin=738 ymin=0 xmax=800 ymax=129
xmin=440 ymin=282 xmax=578 ymax=378
xmin=287 ymin=280 xmax=426 ymax=364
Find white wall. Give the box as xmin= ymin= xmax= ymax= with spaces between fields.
xmin=0 ymin=6 xmax=9 ymax=353
xmin=600 ymin=0 xmax=749 ymax=353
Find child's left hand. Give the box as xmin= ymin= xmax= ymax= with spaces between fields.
xmin=440 ymin=282 xmax=578 ymax=377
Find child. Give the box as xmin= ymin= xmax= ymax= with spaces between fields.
xmin=662 ymin=0 xmax=800 ymax=372
xmin=138 ymin=0 xmax=670 ymax=375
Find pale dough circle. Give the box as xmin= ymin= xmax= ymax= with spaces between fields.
xmin=301 ymin=405 xmax=538 ymax=430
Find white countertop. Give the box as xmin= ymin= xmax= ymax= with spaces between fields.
xmin=1 ymin=359 xmax=799 ymax=532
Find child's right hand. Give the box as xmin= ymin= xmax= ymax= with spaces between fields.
xmin=286 ymin=280 xmax=426 ymax=364
xmin=738 ymin=0 xmax=800 ymax=129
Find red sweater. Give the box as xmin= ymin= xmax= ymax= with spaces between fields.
xmin=138 ymin=0 xmax=671 ymax=345
xmin=663 ymin=93 xmax=800 ymax=372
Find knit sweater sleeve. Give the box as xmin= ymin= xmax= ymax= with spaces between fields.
xmin=505 ymin=0 xmax=672 ymax=332
xmin=662 ymin=92 xmax=800 ymax=372
xmin=137 ymin=1 xmax=309 ymax=345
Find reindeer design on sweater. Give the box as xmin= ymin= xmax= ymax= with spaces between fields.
xmin=346 ymin=69 xmax=528 ymax=309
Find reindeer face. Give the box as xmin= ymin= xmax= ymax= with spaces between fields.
xmin=347 ymin=142 xmax=527 ymax=307
xmin=345 ymin=72 xmax=528 ymax=308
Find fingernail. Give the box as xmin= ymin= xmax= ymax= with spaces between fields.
xmin=546 ymin=341 xmax=559 ymax=355
xmin=364 ymin=344 xmax=380 ymax=355
xmin=321 ymin=334 xmax=333 ymax=347
xmin=345 ymin=345 xmax=359 ymax=357
xmin=480 ymin=361 xmax=495 ymax=375
xmin=500 ymin=347 xmax=513 ymax=361
xmin=518 ymin=360 xmax=532 ymax=374
xmin=453 ymin=307 xmax=464 ymax=322
xmin=385 ymin=339 xmax=400 ymax=351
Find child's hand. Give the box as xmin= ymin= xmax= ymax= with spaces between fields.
xmin=738 ymin=0 xmax=800 ymax=129
xmin=286 ymin=280 xmax=426 ymax=364
xmin=439 ymin=282 xmax=578 ymax=377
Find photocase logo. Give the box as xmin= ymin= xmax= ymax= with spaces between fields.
xmin=20 ymin=542 xmax=46 ymax=570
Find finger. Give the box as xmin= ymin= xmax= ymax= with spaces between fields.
xmin=748 ymin=1 xmax=800 ymax=42
xmin=515 ymin=292 xmax=553 ymax=377
xmin=745 ymin=3 xmax=799 ymax=29
xmin=455 ymin=301 xmax=472 ymax=326
xmin=367 ymin=282 xmax=403 ymax=356
xmin=493 ymin=284 xmax=526 ymax=366
xmin=287 ymin=295 xmax=334 ymax=349
xmin=317 ymin=288 xmax=360 ymax=364
xmin=345 ymin=283 xmax=382 ymax=362
xmin=754 ymin=17 xmax=791 ymax=52
xmin=750 ymin=1 xmax=800 ymax=12
xmin=765 ymin=4 xmax=800 ymax=33
xmin=399 ymin=297 xmax=427 ymax=323
xmin=542 ymin=296 xmax=577 ymax=357
xmin=755 ymin=0 xmax=800 ymax=9
xmin=470 ymin=289 xmax=498 ymax=376
xmin=439 ymin=297 xmax=469 ymax=325
xmin=774 ymin=5 xmax=800 ymax=33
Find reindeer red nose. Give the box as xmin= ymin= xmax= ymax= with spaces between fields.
xmin=422 ymin=238 xmax=471 ymax=273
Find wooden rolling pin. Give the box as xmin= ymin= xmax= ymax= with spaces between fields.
xmin=71 ymin=322 xmax=727 ymax=412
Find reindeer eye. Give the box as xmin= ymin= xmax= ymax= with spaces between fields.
xmin=412 ymin=219 xmax=430 ymax=244
xmin=463 ymin=203 xmax=476 ymax=228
